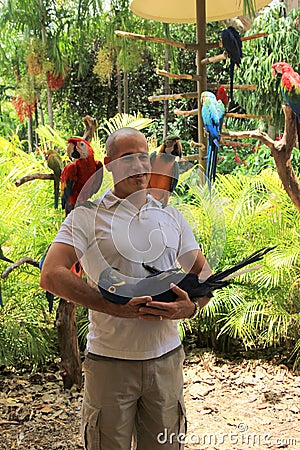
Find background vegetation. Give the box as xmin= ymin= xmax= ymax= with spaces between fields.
xmin=0 ymin=1 xmax=300 ymax=371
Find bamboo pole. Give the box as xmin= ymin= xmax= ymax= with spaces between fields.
xmin=206 ymin=32 xmax=268 ymax=50
xmin=115 ymin=30 xmax=198 ymax=50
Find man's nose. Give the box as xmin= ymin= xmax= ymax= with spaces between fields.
xmin=132 ymin=155 xmax=146 ymax=171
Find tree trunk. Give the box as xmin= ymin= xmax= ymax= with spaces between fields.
xmin=27 ymin=116 xmax=33 ymax=152
xmin=123 ymin=70 xmax=128 ymax=114
xmin=56 ymin=300 xmax=82 ymax=389
xmin=221 ymin=105 xmax=300 ymax=212
xmin=163 ymin=45 xmax=170 ymax=139
xmin=38 ymin=94 xmax=45 ymax=126
xmin=46 ymin=72 xmax=54 ymax=128
xmin=117 ymin=65 xmax=122 ymax=114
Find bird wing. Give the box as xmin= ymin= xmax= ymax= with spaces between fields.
xmin=281 ymin=70 xmax=300 ymax=117
xmin=61 ymin=163 xmax=77 ymax=210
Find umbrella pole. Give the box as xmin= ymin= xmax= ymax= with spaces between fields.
xmin=196 ymin=0 xmax=207 ymax=175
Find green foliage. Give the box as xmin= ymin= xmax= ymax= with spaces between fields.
xmin=235 ymin=3 xmax=300 ymax=131
xmin=177 ymin=168 xmax=300 ymax=366
xmin=0 ymin=135 xmax=62 ymax=368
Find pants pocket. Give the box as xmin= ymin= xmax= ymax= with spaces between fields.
xmin=81 ymin=401 xmax=101 ymax=450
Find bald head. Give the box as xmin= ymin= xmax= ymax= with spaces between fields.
xmin=105 ymin=127 xmax=148 ymax=160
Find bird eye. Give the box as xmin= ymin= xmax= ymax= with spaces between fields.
xmin=79 ymin=142 xmax=85 ymax=147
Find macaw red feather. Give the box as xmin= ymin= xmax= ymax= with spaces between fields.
xmin=61 ymin=138 xmax=103 ymax=215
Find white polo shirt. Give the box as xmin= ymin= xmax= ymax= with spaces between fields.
xmin=54 ymin=189 xmax=199 ymax=359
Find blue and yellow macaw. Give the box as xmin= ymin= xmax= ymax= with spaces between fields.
xmin=201 ymin=91 xmax=225 ymax=186
xmin=272 ymin=62 xmax=300 ymax=146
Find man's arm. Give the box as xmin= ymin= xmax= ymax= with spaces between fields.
xmin=40 ymin=242 xmax=151 ymax=318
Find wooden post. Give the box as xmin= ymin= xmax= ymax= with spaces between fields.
xmin=196 ymin=0 xmax=207 ymax=172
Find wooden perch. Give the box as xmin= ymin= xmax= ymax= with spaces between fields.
xmin=226 ymin=112 xmax=272 ymax=119
xmin=148 ymin=92 xmax=198 ymax=102
xmin=115 ymin=30 xmax=198 ymax=50
xmin=156 ymin=69 xmax=202 ymax=82
xmin=208 ymin=83 xmax=257 ymax=91
xmin=82 ymin=115 xmax=98 ymax=143
xmin=148 ymin=85 xmax=257 ymax=103
xmin=2 ymin=257 xmax=40 ymax=278
xmin=174 ymin=108 xmax=271 ymax=119
xmin=220 ymin=140 xmax=253 ymax=148
xmin=183 ymin=154 xmax=202 ymax=161
xmin=190 ymin=140 xmax=206 ymax=150
xmin=174 ymin=108 xmax=198 ymax=117
xmin=222 ymin=105 xmax=300 ymax=212
xmin=201 ymin=53 xmax=228 ymax=65
xmin=206 ymin=32 xmax=268 ymax=50
xmin=15 ymin=173 xmax=54 ymax=187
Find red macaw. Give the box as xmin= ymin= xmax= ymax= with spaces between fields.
xmin=216 ymin=85 xmax=229 ymax=106
xmin=272 ymin=62 xmax=300 ymax=145
xmin=61 ymin=138 xmax=103 ymax=215
xmin=148 ymin=135 xmax=182 ymax=205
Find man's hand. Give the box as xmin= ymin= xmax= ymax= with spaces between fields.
xmin=137 ymin=283 xmax=196 ymax=321
xmin=106 ymin=296 xmax=153 ymax=319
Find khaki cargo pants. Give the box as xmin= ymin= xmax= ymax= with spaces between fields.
xmin=81 ymin=346 xmax=186 ymax=450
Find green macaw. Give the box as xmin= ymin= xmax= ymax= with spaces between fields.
xmin=46 ymin=149 xmax=64 ymax=209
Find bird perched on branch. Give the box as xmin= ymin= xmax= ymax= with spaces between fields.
xmin=221 ymin=26 xmax=243 ymax=111
xmin=148 ymin=135 xmax=182 ymax=205
xmin=272 ymin=62 xmax=300 ymax=145
xmin=46 ymin=149 xmax=64 ymax=209
xmin=61 ymin=138 xmax=103 ymax=215
xmin=201 ymin=91 xmax=225 ymax=186
xmin=98 ymin=247 xmax=275 ymax=304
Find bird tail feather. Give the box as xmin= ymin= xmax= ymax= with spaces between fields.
xmin=207 ymin=246 xmax=276 ymax=283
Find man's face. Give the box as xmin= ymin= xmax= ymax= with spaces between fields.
xmin=106 ymin=133 xmax=151 ymax=199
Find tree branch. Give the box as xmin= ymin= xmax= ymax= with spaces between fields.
xmin=2 ymin=257 xmax=40 ymax=279
xmin=15 ymin=173 xmax=54 ymax=187
xmin=222 ymin=105 xmax=300 ymax=211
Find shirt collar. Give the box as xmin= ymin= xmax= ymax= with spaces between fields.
xmin=99 ymin=189 xmax=165 ymax=211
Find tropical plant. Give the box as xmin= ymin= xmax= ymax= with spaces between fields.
xmin=235 ymin=2 xmax=300 ymax=132
xmin=175 ymin=167 xmax=300 ymax=366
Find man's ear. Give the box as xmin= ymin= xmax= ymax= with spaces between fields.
xmin=104 ymin=156 xmax=112 ymax=172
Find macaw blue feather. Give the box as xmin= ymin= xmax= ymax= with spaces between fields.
xmin=201 ymin=91 xmax=225 ymax=186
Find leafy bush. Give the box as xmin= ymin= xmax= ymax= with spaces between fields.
xmin=175 ymin=168 xmax=300 ymax=367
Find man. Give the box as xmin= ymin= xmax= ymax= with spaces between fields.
xmin=40 ymin=127 xmax=212 ymax=450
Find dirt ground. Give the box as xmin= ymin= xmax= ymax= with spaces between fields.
xmin=1 ymin=348 xmax=299 ymax=450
